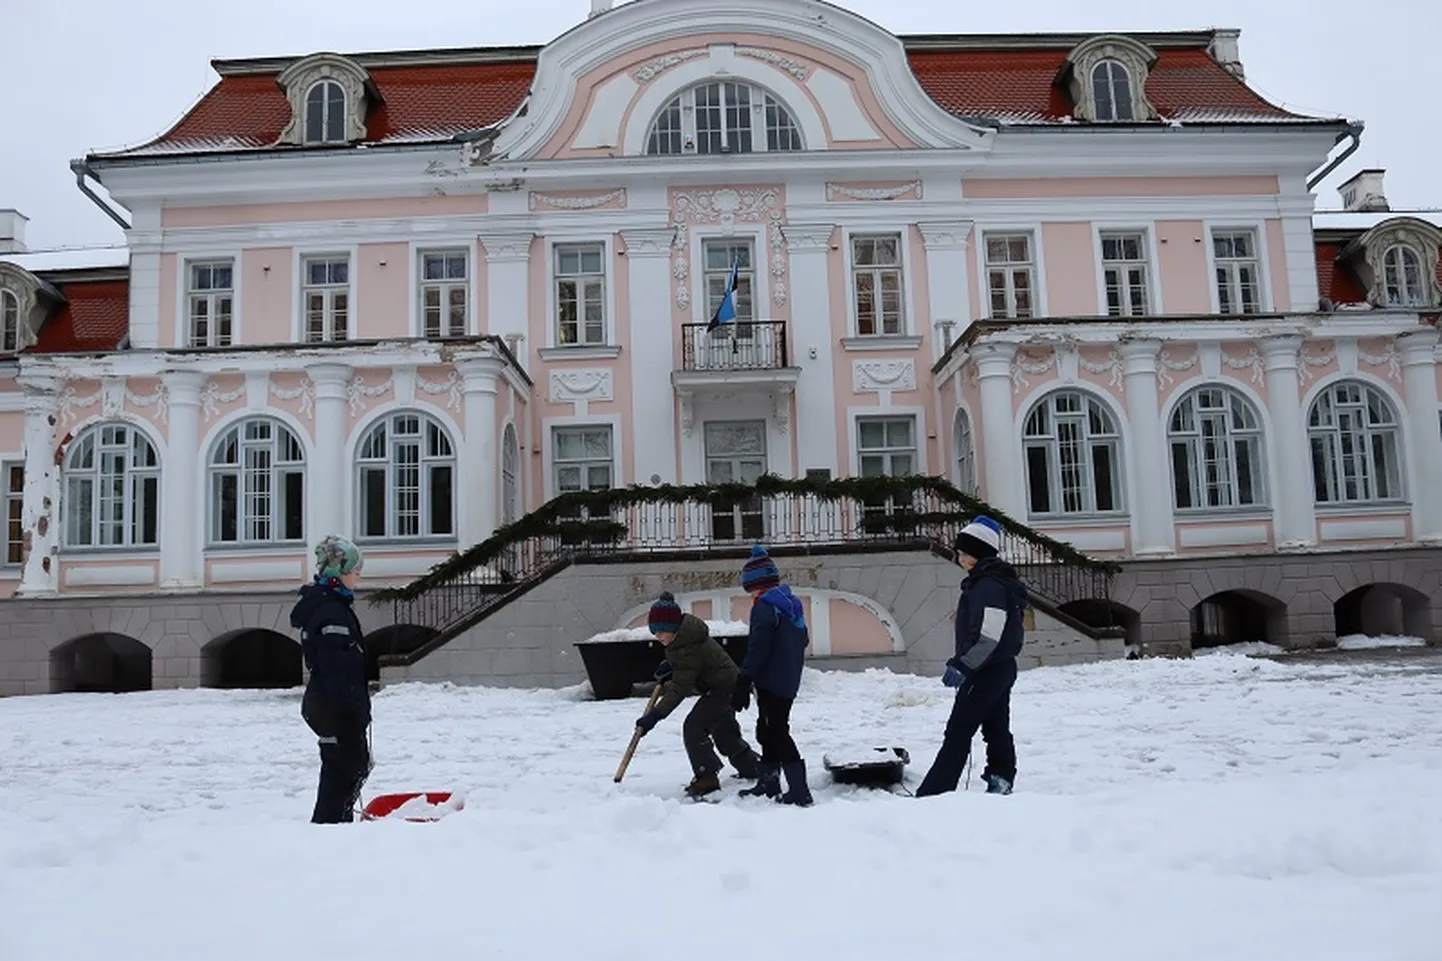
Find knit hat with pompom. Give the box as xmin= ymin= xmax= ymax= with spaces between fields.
xmin=647 ymin=591 xmax=683 ymax=635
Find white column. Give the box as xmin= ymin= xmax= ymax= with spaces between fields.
xmin=1398 ymin=327 xmax=1442 ymax=542
xmin=158 ymin=370 xmax=205 ymax=589
xmin=781 ymin=223 xmax=838 ymax=477
xmin=479 ymin=232 xmax=535 ymax=375
xmin=972 ymin=342 xmax=1024 ymax=519
xmin=1119 ymin=339 xmax=1174 ymax=555
xmin=622 ymin=228 xmax=679 ymax=485
xmin=917 ymin=221 xmax=974 ymax=362
xmin=308 ymin=364 xmax=353 ymax=542
xmin=16 ymin=374 xmax=61 ymax=597
xmin=1261 ymin=335 xmax=1316 ymax=549
xmin=456 ymin=357 xmax=500 ymax=547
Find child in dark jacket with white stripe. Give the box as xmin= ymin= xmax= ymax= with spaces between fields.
xmin=731 ymin=545 xmax=813 ymax=806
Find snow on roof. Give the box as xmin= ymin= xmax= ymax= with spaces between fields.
xmin=584 ymin=619 xmax=750 ymax=644
xmin=1312 ymin=210 xmax=1442 ymax=232
xmin=1 ymin=246 xmax=130 ymax=274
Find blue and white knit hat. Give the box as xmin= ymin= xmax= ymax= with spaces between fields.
xmin=740 ymin=544 xmax=781 ymax=592
xmin=954 ymin=516 xmax=1001 ymax=560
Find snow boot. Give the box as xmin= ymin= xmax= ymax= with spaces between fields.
xmin=983 ymin=774 xmax=1013 ymax=795
xmin=739 ymin=762 xmax=782 ymax=799
xmin=778 ymin=759 xmax=813 ymax=807
xmin=684 ymin=771 xmax=722 ymax=799
xmin=729 ymin=748 xmax=762 ymax=781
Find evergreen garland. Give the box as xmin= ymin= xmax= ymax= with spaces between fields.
xmin=370 ymin=473 xmax=1120 ymax=604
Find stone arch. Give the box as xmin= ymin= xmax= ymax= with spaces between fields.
xmin=201 ymin=629 xmax=302 ymax=689
xmin=1058 ymin=599 xmax=1141 ymax=651
xmin=365 ymin=624 xmax=440 ymax=682
xmin=51 ymin=633 xmax=152 ymax=693
xmin=1333 ymin=582 xmax=1433 ymax=643
xmin=1189 ymin=589 xmax=1288 ymax=650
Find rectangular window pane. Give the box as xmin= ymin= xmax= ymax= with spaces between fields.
xmin=362 ymin=467 xmax=387 ymax=537
xmin=283 ymin=471 xmax=304 ymax=540
xmin=429 ymin=465 xmax=454 ymax=536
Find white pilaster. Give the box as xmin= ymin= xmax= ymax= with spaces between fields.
xmin=308 ymin=364 xmax=353 ymax=543
xmin=456 ymin=358 xmax=500 ymax=547
xmin=16 ymin=375 xmax=61 ymax=597
xmin=479 ymin=232 xmax=535 ymax=374
xmin=1398 ymin=328 xmax=1442 ymax=542
xmin=158 ymin=370 xmax=205 ymax=589
xmin=1118 ymin=339 xmax=1174 ymax=555
xmin=622 ymin=228 xmax=678 ymax=484
xmin=917 ymin=221 xmax=974 ymax=362
xmin=780 ymin=223 xmax=838 ymax=477
xmin=1261 ymin=335 xmax=1316 ymax=549
xmin=972 ymin=342 xmax=1024 ymax=519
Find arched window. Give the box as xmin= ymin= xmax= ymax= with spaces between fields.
xmin=304 ymin=80 xmax=347 ymax=145
xmin=1383 ymin=244 xmax=1426 ymax=307
xmin=647 ymin=81 xmax=803 ymax=155
xmin=1168 ymin=386 xmax=1265 ymax=510
xmin=63 ymin=423 xmax=160 ymax=548
xmin=953 ymin=408 xmax=977 ymax=495
xmin=1090 ymin=60 xmax=1134 ymax=121
xmin=209 ymin=419 xmax=305 ymax=544
xmin=1 ymin=289 xmax=18 ymax=352
xmin=501 ymin=424 xmax=519 ymax=525
xmin=1308 ymin=381 xmax=1403 ymax=504
xmin=1023 ymin=390 xmax=1123 ymax=516
xmin=356 ymin=411 xmax=455 ymax=539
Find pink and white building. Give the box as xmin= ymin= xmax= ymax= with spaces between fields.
xmin=0 ymin=0 xmax=1438 ymax=695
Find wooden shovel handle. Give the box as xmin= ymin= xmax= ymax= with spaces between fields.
xmin=614 ymin=682 xmax=665 ymax=783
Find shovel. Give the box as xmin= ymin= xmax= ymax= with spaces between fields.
xmin=614 ymin=683 xmax=664 ymax=783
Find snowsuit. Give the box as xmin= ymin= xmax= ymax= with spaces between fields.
xmin=291 ymin=580 xmax=372 ymax=823
xmin=651 ymin=613 xmax=760 ymax=780
xmin=736 ymin=585 xmax=809 ymax=767
xmin=916 ymin=556 xmax=1028 ymax=798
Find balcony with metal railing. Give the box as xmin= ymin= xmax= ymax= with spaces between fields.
xmin=679 ymin=320 xmax=790 ymax=372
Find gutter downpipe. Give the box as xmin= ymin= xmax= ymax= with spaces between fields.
xmin=1306 ymin=121 xmax=1364 ymax=192
xmin=69 ymin=159 xmax=132 ymax=231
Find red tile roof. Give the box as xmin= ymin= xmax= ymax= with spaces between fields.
xmin=32 ymin=278 xmax=129 ymax=353
xmin=1314 ymin=240 xmax=1367 ymax=307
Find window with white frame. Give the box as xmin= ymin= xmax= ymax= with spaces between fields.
xmin=1024 ymin=390 xmax=1123 ymax=516
xmin=188 ymin=260 xmax=234 ymax=347
xmin=501 ymin=424 xmax=519 ymax=525
xmin=1212 ymin=230 xmax=1262 ymax=315
xmin=1307 ymin=381 xmax=1404 ymax=505
xmin=852 ymin=234 xmax=904 ymax=335
xmin=1 ymin=289 xmax=19 ymax=352
xmin=209 ymin=419 xmax=305 ymax=545
xmin=552 ymin=426 xmax=613 ymax=496
xmin=420 ymin=251 xmax=468 ymax=338
xmin=63 ymin=423 xmax=160 ymax=548
xmin=857 ymin=417 xmax=917 ymax=478
xmin=1383 ymin=244 xmax=1426 ymax=307
xmin=984 ymin=233 xmax=1036 ymax=319
xmin=1091 ymin=61 xmax=1134 ymax=121
xmin=304 ymin=80 xmax=347 ymax=144
xmin=554 ymin=244 xmax=606 ymax=346
xmin=357 ymin=412 xmax=455 ymax=540
xmin=953 ymin=409 xmax=977 ymax=495
xmin=646 ymin=81 xmax=803 ymax=155
xmin=1100 ymin=232 xmax=1151 ymax=316
xmin=1168 ymin=386 xmax=1265 ymax=511
xmin=303 ymin=255 xmax=350 ymax=342
xmin=4 ymin=462 xmax=21 ymax=565
xmin=702 ymin=239 xmax=755 ymax=323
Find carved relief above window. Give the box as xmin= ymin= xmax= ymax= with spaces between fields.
xmin=1344 ymin=217 xmax=1442 ymax=309
xmin=276 ymin=53 xmax=376 ymax=146
xmin=1063 ymin=35 xmax=1159 ymax=123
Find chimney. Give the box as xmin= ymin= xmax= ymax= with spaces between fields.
xmin=0 ymin=209 xmax=28 ymax=254
xmin=1207 ymin=29 xmax=1245 ymax=80
xmin=1339 ymin=169 xmax=1390 ymax=212
xmin=588 ymin=0 xmax=613 ymax=18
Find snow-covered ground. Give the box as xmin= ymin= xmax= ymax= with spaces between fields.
xmin=2 ymin=650 xmax=1440 ymax=960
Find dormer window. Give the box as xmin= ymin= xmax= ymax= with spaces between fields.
xmin=305 ymin=80 xmax=348 ymax=144
xmin=0 ymin=263 xmax=45 ymax=353
xmin=1091 ymin=60 xmax=1134 ymax=121
xmin=1343 ymin=218 xmax=1442 ymax=310
xmin=1064 ymin=35 xmax=1159 ymax=123
xmin=647 ymin=81 xmax=803 ymax=155
xmin=1383 ymin=244 xmax=1425 ymax=307
xmin=276 ymin=53 xmax=376 ymax=147
xmin=1 ymin=289 xmax=18 ymax=353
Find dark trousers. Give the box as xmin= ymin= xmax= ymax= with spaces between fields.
xmin=915 ymin=659 xmax=1017 ymax=798
xmin=683 ymin=691 xmax=759 ymax=778
xmin=755 ymin=689 xmax=801 ymax=764
xmin=312 ymin=726 xmax=372 ymax=823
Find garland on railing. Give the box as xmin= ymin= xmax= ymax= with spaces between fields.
xmin=370 ymin=473 xmax=1120 ymax=604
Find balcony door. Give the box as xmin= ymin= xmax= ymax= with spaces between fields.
xmin=704 ymin=420 xmax=766 ymax=542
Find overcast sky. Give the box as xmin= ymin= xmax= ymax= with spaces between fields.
xmin=2 ymin=0 xmax=1436 ymax=252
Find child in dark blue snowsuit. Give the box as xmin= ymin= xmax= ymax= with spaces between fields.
xmin=731 ymin=544 xmax=813 ymax=806
xmin=916 ymin=516 xmax=1027 ymax=798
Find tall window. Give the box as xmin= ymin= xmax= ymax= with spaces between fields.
xmin=553 ymin=426 xmax=613 ymax=496
xmin=4 ymin=463 xmax=22 ymax=565
xmin=1 ymin=289 xmax=18 ymax=352
xmin=852 ymin=234 xmax=904 ymax=336
xmin=1024 ymin=391 xmax=1123 ymax=516
xmin=420 ymin=251 xmax=468 ymax=338
xmin=188 ymin=260 xmax=234 ymax=347
xmin=703 ymin=239 xmax=754 ymax=323
xmin=1383 ymin=244 xmax=1426 ymax=307
xmin=1308 ymin=381 xmax=1403 ymax=504
xmin=1100 ymin=231 xmax=1151 ymax=316
xmin=985 ymin=234 xmax=1036 ymax=319
xmin=1213 ymin=231 xmax=1262 ymax=315
xmin=501 ymin=425 xmax=519 ymax=525
xmin=554 ymin=244 xmax=606 ymax=346
xmin=209 ymin=419 xmax=305 ymax=544
xmin=63 ymin=424 xmax=160 ymax=548
xmin=357 ymin=412 xmax=455 ymax=539
xmin=304 ymin=80 xmax=347 ymax=144
xmin=303 ymin=255 xmax=350 ymax=342
xmin=646 ymin=81 xmax=803 ymax=155
xmin=953 ymin=409 xmax=977 ymax=495
xmin=1168 ymin=387 xmax=1265 ymax=510
xmin=1091 ymin=60 xmax=1134 ymax=121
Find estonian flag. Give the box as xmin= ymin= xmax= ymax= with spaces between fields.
xmin=708 ymin=259 xmax=740 ymax=332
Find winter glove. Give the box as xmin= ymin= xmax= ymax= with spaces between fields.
xmin=635 ymin=710 xmax=661 ymax=735
xmin=653 ymin=661 xmax=674 ymax=682
xmin=730 ymin=681 xmax=752 ymax=713
xmin=942 ymin=660 xmax=968 ymax=689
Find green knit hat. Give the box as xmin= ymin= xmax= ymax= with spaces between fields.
xmin=314 ymin=534 xmax=364 ymax=579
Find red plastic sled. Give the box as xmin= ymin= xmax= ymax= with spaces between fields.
xmin=361 ymin=791 xmax=465 ymax=822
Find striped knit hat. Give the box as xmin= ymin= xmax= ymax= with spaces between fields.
xmin=740 ymin=544 xmax=781 ymax=592
xmin=954 ymin=516 xmax=1001 ymax=560
xmin=648 ymin=591 xmax=683 ymax=635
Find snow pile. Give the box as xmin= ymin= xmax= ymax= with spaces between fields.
xmin=1194 ymin=641 xmax=1285 ymax=656
xmin=585 ymin=618 xmax=750 ymax=643
xmin=1336 ymin=633 xmax=1427 ymax=650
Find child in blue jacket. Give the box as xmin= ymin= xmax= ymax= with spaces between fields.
xmin=731 ymin=544 xmax=813 ymax=806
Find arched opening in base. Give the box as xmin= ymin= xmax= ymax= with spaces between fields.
xmin=1333 ymin=583 xmax=1433 ymax=643
xmin=201 ymin=630 xmax=303 ymax=689
xmin=50 ymin=633 xmax=153 ymax=693
xmin=1189 ymin=590 xmax=1288 ymax=650
xmin=365 ymin=625 xmax=441 ymax=682
xmin=1057 ymin=599 xmax=1141 ymax=655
